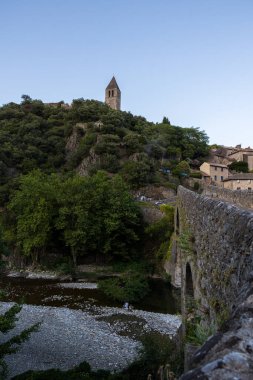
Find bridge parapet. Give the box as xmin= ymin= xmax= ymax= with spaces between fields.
xmin=173 ymin=186 xmax=253 ymax=325
xmin=202 ymin=184 xmax=253 ymax=209
xmin=173 ymin=185 xmax=253 ymax=378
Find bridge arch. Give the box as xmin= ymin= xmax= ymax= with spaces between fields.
xmin=185 ymin=263 xmax=194 ymax=297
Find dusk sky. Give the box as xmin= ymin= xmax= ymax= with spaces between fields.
xmin=1 ymin=0 xmax=253 ymax=147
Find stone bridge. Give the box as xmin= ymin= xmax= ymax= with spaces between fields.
xmin=166 ymin=186 xmax=253 ymax=379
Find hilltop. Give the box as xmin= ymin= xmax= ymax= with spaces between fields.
xmin=0 ymin=96 xmax=209 ymax=204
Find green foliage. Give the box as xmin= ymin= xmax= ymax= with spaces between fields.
xmin=120 ymin=157 xmax=155 ymax=188
xmin=178 ymin=230 xmax=193 ymax=253
xmin=172 ymin=160 xmax=191 ymax=177
xmin=190 ymin=172 xmax=202 ymax=179
xmin=193 ymin=181 xmax=200 ymax=191
xmin=123 ymin=133 xmax=143 ymax=154
xmin=120 ymin=334 xmax=183 ymax=380
xmin=54 ymin=258 xmax=74 ymax=275
xmin=162 ymin=116 xmax=170 ymax=124
xmin=186 ymin=316 xmax=216 ymax=346
xmin=12 ymin=361 xmax=112 ymax=380
xmin=12 ymin=335 xmax=184 ymax=379
xmin=7 ymin=170 xmax=60 ymax=261
xmin=0 ymin=97 xmax=209 ymax=206
xmin=99 ymin=267 xmax=150 ymax=302
xmin=68 ymin=132 xmax=97 ymax=169
xmin=6 ymin=170 xmax=142 ymax=266
xmin=228 ymin=160 xmax=249 ymax=173
xmin=0 ymin=304 xmax=40 ymax=378
xmin=0 ymin=226 xmax=9 ymax=266
xmin=144 ymin=205 xmax=174 ymax=263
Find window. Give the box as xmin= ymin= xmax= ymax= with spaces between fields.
xmin=221 ymin=176 xmax=223 ymax=181
xmin=112 ymin=90 xmax=114 ymax=97
xmin=214 ymin=175 xmax=217 ymax=181
xmin=215 ymin=167 xmax=217 ymax=171
xmin=108 ymin=90 xmax=111 ymax=97
xmin=221 ymin=167 xmax=223 ymax=172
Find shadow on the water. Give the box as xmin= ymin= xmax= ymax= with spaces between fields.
xmin=0 ymin=276 xmax=180 ymax=314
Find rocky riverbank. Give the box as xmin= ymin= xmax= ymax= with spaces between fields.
xmin=0 ymin=302 xmax=181 ymax=379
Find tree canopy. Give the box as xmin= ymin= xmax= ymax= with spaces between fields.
xmin=0 ymin=97 xmax=209 ymax=202
xmin=6 ymin=170 xmax=142 ymax=265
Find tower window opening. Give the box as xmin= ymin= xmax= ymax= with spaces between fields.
xmin=112 ymin=90 xmax=114 ymax=97
xmin=108 ymin=90 xmax=111 ymax=97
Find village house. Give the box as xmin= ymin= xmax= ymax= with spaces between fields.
xmin=228 ymin=146 xmax=253 ymax=171
xmin=223 ymin=173 xmax=253 ymax=191
xmin=200 ymin=162 xmax=229 ymax=185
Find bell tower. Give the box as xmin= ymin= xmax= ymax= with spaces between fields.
xmin=105 ymin=76 xmax=121 ymax=110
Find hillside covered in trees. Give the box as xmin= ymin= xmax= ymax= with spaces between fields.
xmin=0 ymin=96 xmax=209 ymax=199
xmin=0 ymin=96 xmax=209 ymax=268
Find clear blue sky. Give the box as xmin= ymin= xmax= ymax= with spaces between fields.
xmin=1 ymin=0 xmax=253 ymax=147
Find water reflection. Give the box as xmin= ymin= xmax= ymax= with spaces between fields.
xmin=0 ymin=276 xmax=180 ymax=314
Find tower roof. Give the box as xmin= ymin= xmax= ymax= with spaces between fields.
xmin=106 ymin=76 xmax=120 ymax=91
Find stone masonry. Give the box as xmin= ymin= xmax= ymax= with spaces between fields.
xmin=203 ymin=184 xmax=253 ymax=210
xmin=170 ymin=186 xmax=253 ymax=379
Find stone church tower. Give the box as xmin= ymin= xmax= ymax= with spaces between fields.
xmin=105 ymin=76 xmax=121 ymax=110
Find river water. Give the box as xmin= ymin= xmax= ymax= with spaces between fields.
xmin=0 ymin=276 xmax=181 ymax=377
xmin=0 ymin=276 xmax=180 ymax=314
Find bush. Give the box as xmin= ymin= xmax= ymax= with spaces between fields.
xmin=190 ymin=172 xmax=202 ymax=179
xmin=99 ymin=269 xmax=150 ymax=302
xmin=120 ymin=334 xmax=183 ymax=380
xmin=193 ymin=182 xmax=200 ymax=191
xmin=228 ymin=161 xmax=248 ymax=173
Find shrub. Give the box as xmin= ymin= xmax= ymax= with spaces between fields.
xmin=228 ymin=161 xmax=248 ymax=173
xmin=99 ymin=269 xmax=150 ymax=302
xmin=190 ymin=172 xmax=202 ymax=179
xmin=193 ymin=182 xmax=200 ymax=191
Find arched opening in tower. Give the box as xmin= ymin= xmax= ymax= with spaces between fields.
xmin=186 ymin=263 xmax=194 ymax=297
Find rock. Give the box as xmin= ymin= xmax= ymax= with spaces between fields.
xmin=0 ymin=302 xmax=181 ymax=379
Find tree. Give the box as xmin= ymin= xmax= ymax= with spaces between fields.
xmin=95 ymin=174 xmax=142 ymax=260
xmin=56 ymin=172 xmax=142 ymax=265
xmin=7 ymin=170 xmax=59 ymax=264
xmin=228 ymin=161 xmax=248 ymax=173
xmin=162 ymin=117 xmax=170 ymax=125
xmin=120 ymin=159 xmax=154 ymax=188
xmin=20 ymin=95 xmax=32 ymax=104
xmin=0 ymin=226 xmax=9 ymax=261
xmin=172 ymin=160 xmax=191 ymax=177
xmin=55 ymin=175 xmax=91 ymax=267
xmin=0 ymin=305 xmax=40 ymax=378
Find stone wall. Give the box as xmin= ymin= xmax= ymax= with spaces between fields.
xmin=180 ymin=272 xmax=253 ymax=379
xmin=172 ymin=186 xmax=253 ymax=378
xmin=141 ymin=206 xmax=164 ymax=224
xmin=176 ymin=186 xmax=253 ymax=324
xmin=202 ymin=184 xmax=253 ymax=209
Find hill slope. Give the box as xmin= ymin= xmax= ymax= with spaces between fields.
xmin=0 ymin=97 xmax=209 ymax=203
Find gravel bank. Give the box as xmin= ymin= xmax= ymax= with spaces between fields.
xmin=0 ymin=302 xmax=181 ymax=378
xmin=57 ymin=282 xmax=98 ymax=289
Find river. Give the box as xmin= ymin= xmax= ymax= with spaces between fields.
xmin=0 ymin=275 xmax=181 ymax=378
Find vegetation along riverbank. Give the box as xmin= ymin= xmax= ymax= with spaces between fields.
xmin=0 ymin=98 xmax=210 ymax=379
